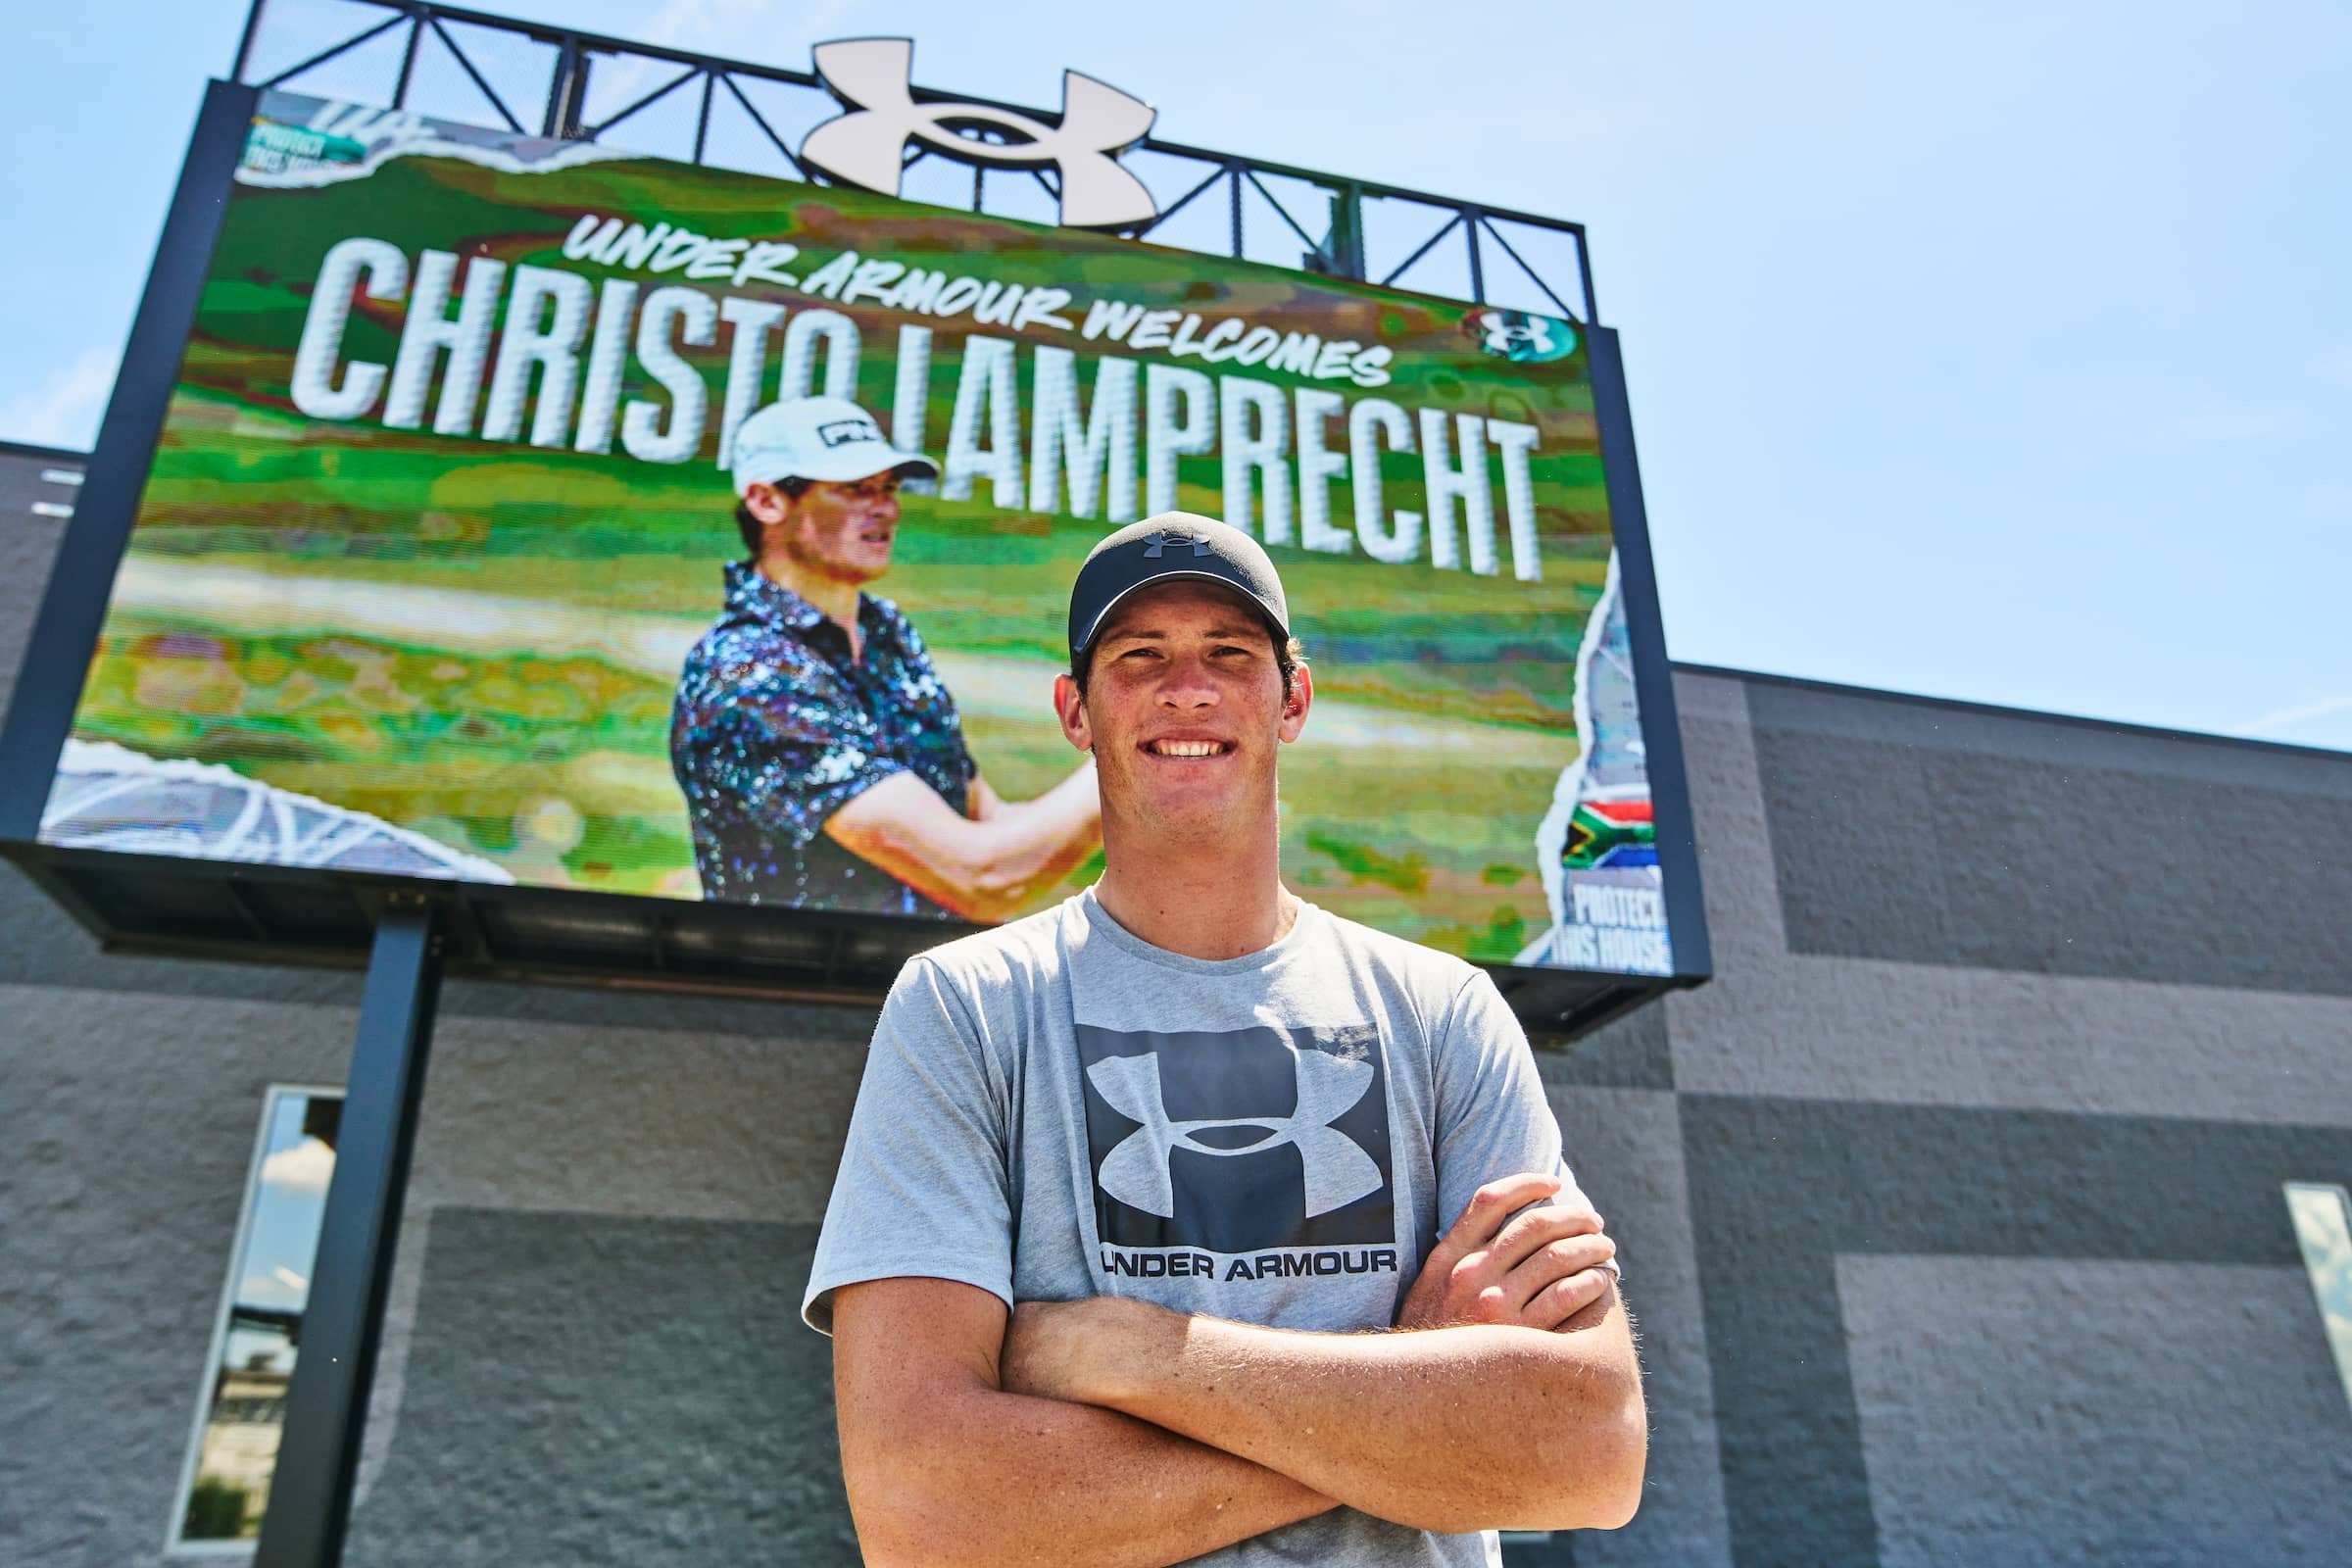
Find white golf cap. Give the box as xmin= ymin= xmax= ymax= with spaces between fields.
xmin=729 ymin=396 xmax=940 ymax=494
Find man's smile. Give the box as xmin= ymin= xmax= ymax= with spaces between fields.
xmin=1144 ymin=738 xmax=1234 ymax=759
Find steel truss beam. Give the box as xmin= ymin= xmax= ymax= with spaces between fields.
xmin=229 ymin=0 xmax=1596 ymax=321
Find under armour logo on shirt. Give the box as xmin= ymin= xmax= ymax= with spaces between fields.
xmin=1076 ymin=1023 xmax=1395 ymax=1254
xmin=800 ymin=38 xmax=1158 ymax=230
xmin=1087 ymin=1050 xmax=1382 ymax=1219
xmin=1142 ymin=530 xmax=1214 ymax=559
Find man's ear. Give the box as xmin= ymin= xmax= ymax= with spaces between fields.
xmin=1277 ymin=662 xmax=1312 ymax=744
xmin=743 ymin=482 xmax=792 ymax=527
xmin=1053 ymin=671 xmax=1092 ymax=753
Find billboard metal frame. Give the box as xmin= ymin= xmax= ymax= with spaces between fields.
xmin=219 ymin=0 xmax=1602 ymax=321
xmin=0 ymin=21 xmax=1711 ymax=1567
xmin=0 ymin=51 xmax=1710 ymax=1023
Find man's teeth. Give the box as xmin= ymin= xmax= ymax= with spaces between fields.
xmin=1152 ymin=740 xmax=1224 ymax=758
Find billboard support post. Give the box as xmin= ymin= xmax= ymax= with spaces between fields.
xmin=544 ymin=34 xmax=589 ymax=140
xmin=1335 ymin=180 xmax=1366 ymax=279
xmin=254 ymin=903 xmax=443 ymax=1568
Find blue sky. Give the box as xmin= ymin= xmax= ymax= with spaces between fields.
xmin=5 ymin=0 xmax=2347 ymax=748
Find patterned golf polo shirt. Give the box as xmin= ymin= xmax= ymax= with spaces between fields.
xmin=669 ymin=561 xmax=975 ymax=916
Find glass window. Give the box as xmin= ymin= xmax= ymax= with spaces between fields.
xmin=2284 ymin=1182 xmax=2352 ymax=1416
xmin=169 ymin=1087 xmax=342 ymax=1550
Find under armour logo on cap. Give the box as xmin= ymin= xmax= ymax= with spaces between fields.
xmin=1141 ymin=530 xmax=1215 ymax=559
xmin=800 ymin=38 xmax=1158 ymax=230
xmin=1088 ymin=1051 xmax=1382 ymax=1220
xmin=1067 ymin=514 xmax=1290 ymax=663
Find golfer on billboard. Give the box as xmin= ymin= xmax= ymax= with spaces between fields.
xmin=802 ymin=514 xmax=1644 ymax=1564
xmin=669 ymin=395 xmax=1101 ymax=918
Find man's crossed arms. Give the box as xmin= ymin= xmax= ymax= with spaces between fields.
xmin=831 ymin=1172 xmax=1645 ymax=1568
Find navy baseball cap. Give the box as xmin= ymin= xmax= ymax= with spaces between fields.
xmin=1067 ymin=513 xmax=1290 ymax=662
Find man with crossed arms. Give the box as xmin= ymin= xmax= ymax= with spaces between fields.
xmin=804 ymin=514 xmax=1643 ymax=1565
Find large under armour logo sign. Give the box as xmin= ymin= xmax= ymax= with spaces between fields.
xmin=1088 ymin=1051 xmax=1382 ymax=1219
xmin=800 ymin=38 xmax=1158 ymax=230
xmin=1142 ymin=530 xmax=1214 ymax=559
xmin=1076 ymin=1023 xmax=1395 ymax=1254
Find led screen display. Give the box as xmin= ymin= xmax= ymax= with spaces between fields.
xmin=39 ymin=88 xmax=1671 ymax=975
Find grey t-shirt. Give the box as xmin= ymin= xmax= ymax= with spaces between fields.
xmin=805 ymin=888 xmax=1600 ymax=1568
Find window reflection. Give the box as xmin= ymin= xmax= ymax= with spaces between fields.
xmin=2284 ymin=1182 xmax=2352 ymax=1416
xmin=174 ymin=1090 xmax=341 ymax=1545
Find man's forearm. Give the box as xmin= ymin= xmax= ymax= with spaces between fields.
xmin=842 ymin=1377 xmax=1333 ymax=1568
xmin=1015 ymin=1293 xmax=1644 ymax=1535
xmin=826 ymin=762 xmax=1099 ymax=920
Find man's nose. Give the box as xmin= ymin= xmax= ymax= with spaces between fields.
xmin=1156 ymin=653 xmax=1220 ymax=707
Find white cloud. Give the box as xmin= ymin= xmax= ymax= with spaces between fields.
xmin=0 ymin=346 xmax=118 ymax=451
xmin=2235 ymin=693 xmax=2352 ymax=738
xmin=260 ymin=1135 xmax=336 ymax=1196
xmin=238 ymin=1270 xmax=305 ymax=1309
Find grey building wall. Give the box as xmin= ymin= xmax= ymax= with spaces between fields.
xmin=1643 ymin=668 xmax=2352 ymax=1568
xmin=5 ymin=443 xmax=2350 ymax=1566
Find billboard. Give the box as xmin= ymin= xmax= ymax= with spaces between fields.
xmin=34 ymin=88 xmax=1676 ymax=977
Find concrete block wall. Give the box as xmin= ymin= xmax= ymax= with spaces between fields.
xmin=1621 ymin=668 xmax=2352 ymax=1568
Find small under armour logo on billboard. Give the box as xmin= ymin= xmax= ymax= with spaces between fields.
xmin=1086 ymin=1051 xmax=1382 ymax=1220
xmin=1142 ymin=530 xmax=1214 ymax=559
xmin=1465 ymin=308 xmax=1577 ymax=365
xmin=800 ymin=38 xmax=1158 ymax=230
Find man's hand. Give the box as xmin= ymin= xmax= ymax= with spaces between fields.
xmin=1396 ymin=1173 xmax=1616 ymax=1332
xmin=825 ymin=760 xmax=1100 ymax=922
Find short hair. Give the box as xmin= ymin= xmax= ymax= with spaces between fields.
xmin=734 ymin=475 xmax=813 ymax=556
xmin=1071 ymin=629 xmax=1307 ymax=703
